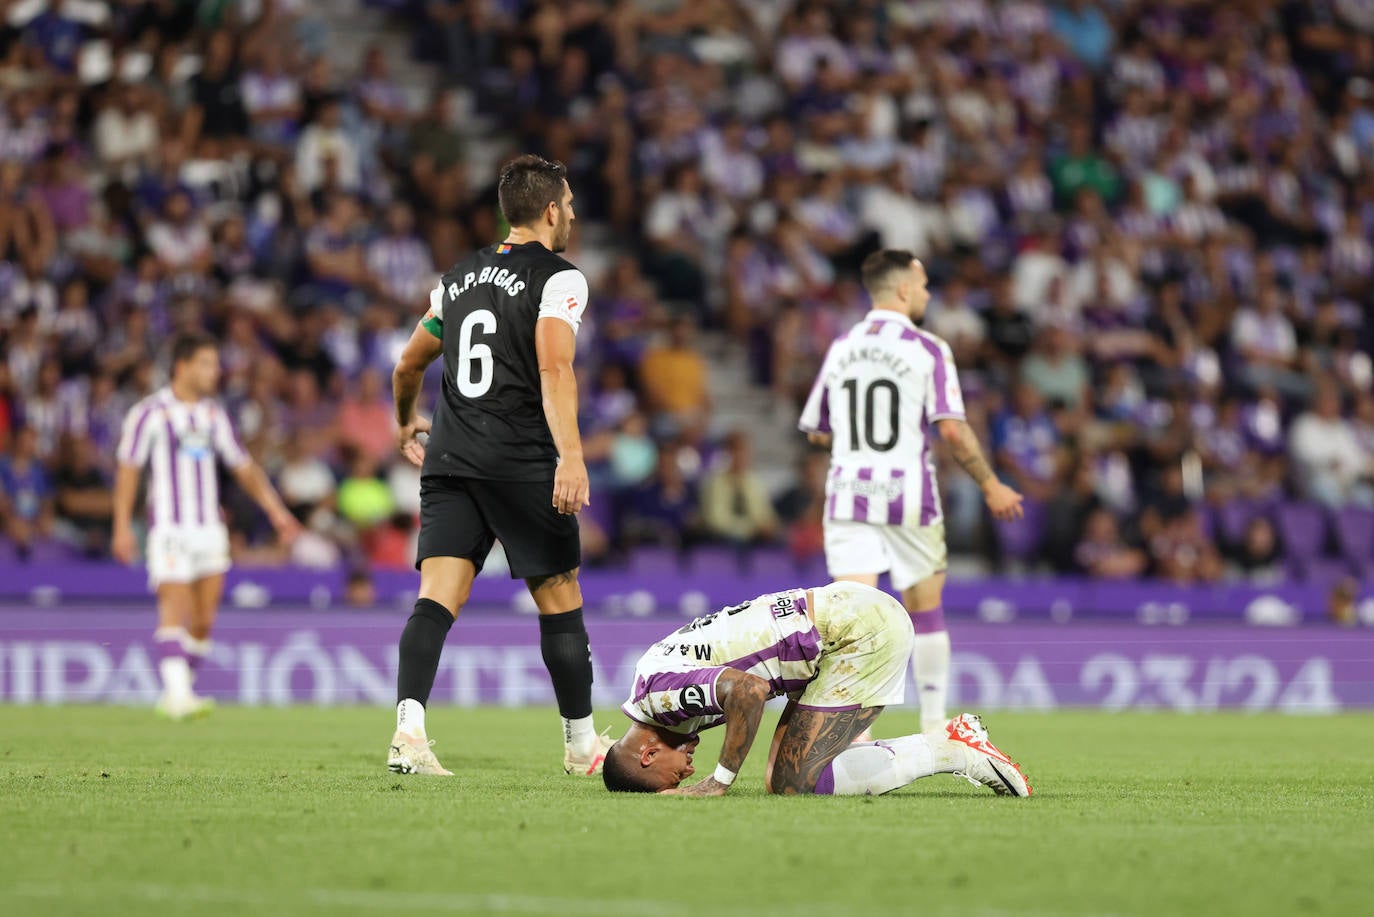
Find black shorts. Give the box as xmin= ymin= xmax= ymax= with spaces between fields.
xmin=416 ymin=476 xmax=580 ymax=579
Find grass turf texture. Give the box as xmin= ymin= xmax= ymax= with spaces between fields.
xmin=1 ymin=707 xmax=1371 ymax=917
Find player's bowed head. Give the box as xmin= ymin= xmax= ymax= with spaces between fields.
xmin=602 ymin=725 xmax=700 ymax=794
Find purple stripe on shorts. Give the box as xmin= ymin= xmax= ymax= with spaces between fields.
xmin=164 ymin=415 xmax=181 ymax=525
xmin=853 ymin=467 xmax=873 ymax=520
xmin=913 ymin=332 xmax=951 ymax=416
xmin=887 ymin=469 xmax=905 ymax=525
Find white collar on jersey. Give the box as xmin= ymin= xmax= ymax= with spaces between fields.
xmin=863 ymin=308 xmax=919 ymax=330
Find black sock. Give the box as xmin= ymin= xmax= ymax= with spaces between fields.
xmin=397 ymin=598 xmax=454 ymax=706
xmin=539 ymin=608 xmax=593 ymax=720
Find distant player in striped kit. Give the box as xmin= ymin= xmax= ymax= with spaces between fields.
xmin=799 ymin=250 xmax=1024 ymax=736
xmin=112 ymin=332 xmax=300 ymax=720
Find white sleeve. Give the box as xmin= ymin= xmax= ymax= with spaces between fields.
xmin=537 ymin=268 xmax=589 ymax=335
xmin=115 ymin=401 xmax=158 ymax=467
xmin=798 ymin=345 xmax=835 ymax=434
xmin=925 ymin=337 xmax=966 ymax=422
xmin=427 ymin=282 xmax=446 ymax=322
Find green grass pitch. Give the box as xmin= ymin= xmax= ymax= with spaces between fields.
xmin=2 ymin=706 xmax=1371 ymax=917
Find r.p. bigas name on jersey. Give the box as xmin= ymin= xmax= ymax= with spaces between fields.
xmin=798 ymin=310 xmax=966 ymax=528
xmin=622 ymin=589 xmax=821 ymax=736
xmin=420 ymin=241 xmax=588 ymax=482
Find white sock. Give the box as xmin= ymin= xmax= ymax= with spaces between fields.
xmin=563 ymin=714 xmax=596 ymax=755
xmin=397 ymin=699 xmax=426 ymax=738
xmin=820 ymin=734 xmax=965 ymax=796
xmin=158 ymin=657 xmax=192 ymax=704
xmin=912 ymin=630 xmax=951 ymax=732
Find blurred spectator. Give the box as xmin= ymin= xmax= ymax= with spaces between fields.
xmin=52 ymin=435 xmax=111 ymax=557
xmin=1229 ymin=516 xmax=1284 ymax=583
xmin=336 ymin=368 xmax=395 ymax=466
xmin=639 ymin=316 xmax=711 ymax=429
xmin=1074 ymin=508 xmax=1147 ymax=580
xmin=621 ymin=448 xmax=702 ymax=552
xmin=1289 ymin=384 xmax=1372 ymax=508
xmin=702 ymin=431 xmax=779 ymax=547
xmin=0 ymin=427 xmax=54 ymax=558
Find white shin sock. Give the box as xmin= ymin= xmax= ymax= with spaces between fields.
xmin=912 ymin=630 xmax=951 ymax=731
xmin=563 ymin=714 xmax=596 ymax=755
xmin=820 ymin=734 xmax=965 ymax=796
xmin=397 ymin=699 xmax=426 ymax=738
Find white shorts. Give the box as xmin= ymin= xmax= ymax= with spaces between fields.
xmin=795 ymin=582 xmax=914 ymax=711
xmin=823 ymin=519 xmax=947 ymax=591
xmin=147 ymin=524 xmax=231 ymax=588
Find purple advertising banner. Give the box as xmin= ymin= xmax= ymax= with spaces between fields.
xmin=1 ymin=611 xmax=1370 ymax=711
xmin=3 ymin=560 xmax=1373 ymax=624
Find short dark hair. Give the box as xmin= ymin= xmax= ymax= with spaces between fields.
xmin=171 ymin=331 xmax=217 ymax=367
xmin=860 ymin=249 xmax=918 ymax=296
xmin=498 ymin=154 xmax=568 ymax=228
xmin=602 ymin=740 xmax=655 ymax=793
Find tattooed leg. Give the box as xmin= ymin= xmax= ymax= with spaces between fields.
xmin=764 ymin=699 xmax=800 ymax=793
xmin=768 ymin=706 xmax=883 ymax=795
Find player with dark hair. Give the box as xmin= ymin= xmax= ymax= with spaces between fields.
xmin=387 ymin=154 xmax=613 ymax=776
xmin=602 ymin=581 xmax=1031 ymax=796
xmin=800 ymin=250 xmax=1023 ymax=739
xmin=113 ymin=332 xmax=300 ymax=719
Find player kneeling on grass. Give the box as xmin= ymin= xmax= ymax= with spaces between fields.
xmin=603 ymin=582 xmax=1031 ymax=797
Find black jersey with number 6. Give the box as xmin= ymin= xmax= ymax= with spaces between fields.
xmin=419 ymin=241 xmax=588 ymax=481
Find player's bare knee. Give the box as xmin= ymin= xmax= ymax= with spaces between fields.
xmin=418 ymin=557 xmax=476 ymax=614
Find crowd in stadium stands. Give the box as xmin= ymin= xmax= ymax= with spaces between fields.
xmin=1 ymin=0 xmax=1373 ymax=586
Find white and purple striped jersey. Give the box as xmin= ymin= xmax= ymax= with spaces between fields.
xmin=799 ymin=310 xmax=965 ymax=528
xmin=115 ymin=387 xmax=250 ymax=528
xmin=622 ymin=589 xmax=820 ymax=736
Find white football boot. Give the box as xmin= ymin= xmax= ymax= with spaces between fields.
xmin=154 ymin=692 xmax=215 ymax=721
xmin=387 ymin=730 xmax=454 ymax=776
xmin=944 ymin=713 xmax=1033 ymax=797
xmin=564 ymin=728 xmax=614 ymax=776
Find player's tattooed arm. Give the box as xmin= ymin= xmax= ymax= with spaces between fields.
xmin=664 ymin=669 xmax=770 ymax=797
xmin=938 ymin=419 xmax=995 ymax=486
xmin=937 ymin=419 xmax=1024 ymax=521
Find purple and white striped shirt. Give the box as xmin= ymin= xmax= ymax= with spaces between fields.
xmin=115 ymin=388 xmax=250 ymax=529
xmin=799 ymin=311 xmax=965 ymax=529
xmin=622 ymin=589 xmax=820 ymax=735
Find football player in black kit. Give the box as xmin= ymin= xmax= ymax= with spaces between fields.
xmin=386 ymin=154 xmax=612 ymax=776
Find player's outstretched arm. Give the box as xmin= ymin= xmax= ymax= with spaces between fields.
xmin=936 ymin=418 xmax=1024 ymax=521
xmin=535 ymin=317 xmax=590 ymax=515
xmin=393 ymin=322 xmax=443 ymax=467
xmin=663 ymin=669 xmax=771 ymax=797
